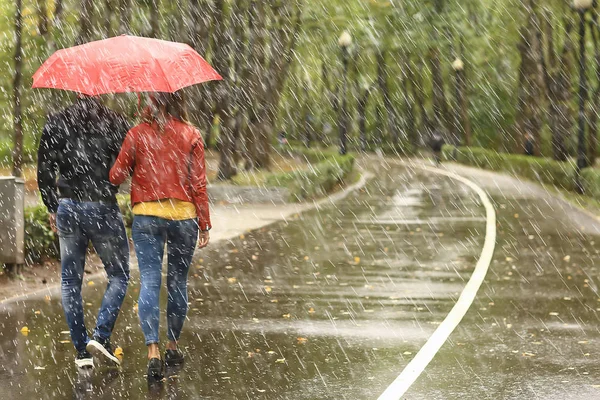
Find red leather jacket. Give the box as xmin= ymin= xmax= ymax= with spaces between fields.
xmin=109 ymin=118 xmax=211 ymax=231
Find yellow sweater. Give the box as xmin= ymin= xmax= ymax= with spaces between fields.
xmin=133 ymin=199 xmax=197 ymax=220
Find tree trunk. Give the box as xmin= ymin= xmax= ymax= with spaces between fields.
xmin=37 ymin=0 xmax=49 ymax=37
xmin=214 ymin=0 xmax=236 ymax=180
xmin=103 ymin=0 xmax=116 ymax=38
xmin=12 ymin=0 xmax=23 ymax=178
xmin=377 ymin=50 xmax=397 ymax=145
xmin=188 ymin=0 xmax=213 ymax=54
xmin=404 ymin=62 xmax=417 ymax=151
xmin=357 ymin=86 xmax=372 ymax=152
xmin=150 ymin=0 xmax=160 ymax=38
xmin=429 ymin=47 xmax=451 ymax=138
xmin=77 ymin=0 xmax=94 ymax=45
xmin=302 ymin=79 xmax=312 ymax=148
xmin=454 ymin=68 xmax=471 ymax=146
xmin=413 ymin=58 xmax=431 ymax=146
xmin=118 ymin=0 xmax=132 ymax=34
xmin=513 ymin=8 xmax=544 ymax=156
xmin=538 ymin=9 xmax=572 ymax=162
xmin=588 ymin=14 xmax=600 ymax=166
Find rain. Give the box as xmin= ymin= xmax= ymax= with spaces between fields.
xmin=2 ymin=0 xmax=600 ymax=399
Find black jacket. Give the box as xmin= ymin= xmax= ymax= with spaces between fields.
xmin=37 ymin=98 xmax=130 ymax=213
xmin=430 ymin=132 xmax=445 ymax=152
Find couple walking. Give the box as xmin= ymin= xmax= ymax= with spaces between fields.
xmin=37 ymin=91 xmax=210 ymax=380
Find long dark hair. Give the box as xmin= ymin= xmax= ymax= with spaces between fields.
xmin=147 ymin=91 xmax=189 ymax=124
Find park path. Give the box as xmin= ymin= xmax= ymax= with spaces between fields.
xmin=2 ymin=158 xmax=600 ymax=399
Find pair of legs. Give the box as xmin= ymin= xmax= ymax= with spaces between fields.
xmin=57 ymin=199 xmax=130 ymax=354
xmin=132 ymin=216 xmax=198 ymax=360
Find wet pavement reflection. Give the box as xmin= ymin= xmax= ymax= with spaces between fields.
xmin=0 ymin=162 xmax=485 ymax=399
xmin=406 ymin=165 xmax=600 ymax=400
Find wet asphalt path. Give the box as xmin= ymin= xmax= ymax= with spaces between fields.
xmin=3 ymin=159 xmax=595 ymax=399
xmin=404 ymin=164 xmax=600 ymax=400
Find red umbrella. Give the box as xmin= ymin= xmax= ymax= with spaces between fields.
xmin=32 ymin=35 xmax=222 ymax=95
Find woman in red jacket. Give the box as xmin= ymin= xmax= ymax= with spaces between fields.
xmin=110 ymin=91 xmax=210 ymax=380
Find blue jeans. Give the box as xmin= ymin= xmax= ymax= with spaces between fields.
xmin=132 ymin=216 xmax=198 ymax=345
xmin=56 ymin=199 xmax=130 ymax=352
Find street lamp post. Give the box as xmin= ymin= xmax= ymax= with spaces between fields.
xmin=452 ymin=57 xmax=471 ymax=147
xmin=452 ymin=58 xmax=464 ymax=147
xmin=574 ymin=0 xmax=593 ymax=193
xmin=338 ymin=31 xmax=352 ymax=155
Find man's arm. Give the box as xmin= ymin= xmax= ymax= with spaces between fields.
xmin=109 ymin=129 xmax=136 ymax=186
xmin=37 ymin=115 xmax=61 ymax=215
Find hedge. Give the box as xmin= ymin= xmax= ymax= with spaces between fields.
xmin=13 ymin=196 xmax=134 ymax=269
xmin=266 ymin=148 xmax=356 ymax=201
xmin=442 ymin=145 xmax=577 ymax=192
xmin=581 ymin=168 xmax=600 ymax=199
xmin=23 ymin=205 xmax=58 ymax=265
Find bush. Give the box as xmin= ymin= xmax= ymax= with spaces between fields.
xmin=581 ymin=168 xmax=600 ymax=198
xmin=117 ymin=194 xmax=133 ymax=227
xmin=266 ymin=148 xmax=356 ymax=201
xmin=444 ymin=145 xmax=577 ymax=191
xmin=0 ymin=136 xmax=38 ymax=168
xmin=23 ymin=205 xmax=58 ymax=265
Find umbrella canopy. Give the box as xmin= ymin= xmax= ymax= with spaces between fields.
xmin=32 ymin=35 xmax=222 ymax=95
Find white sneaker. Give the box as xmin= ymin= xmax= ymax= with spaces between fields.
xmin=75 ymin=350 xmax=94 ymax=369
xmin=86 ymin=339 xmax=120 ymax=366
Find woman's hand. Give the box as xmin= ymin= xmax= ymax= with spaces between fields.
xmin=49 ymin=213 xmax=57 ymax=233
xmin=198 ymin=231 xmax=210 ymax=248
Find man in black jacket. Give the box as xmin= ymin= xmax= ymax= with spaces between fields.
xmin=37 ymin=95 xmax=130 ymax=369
xmin=429 ymin=129 xmax=445 ymax=165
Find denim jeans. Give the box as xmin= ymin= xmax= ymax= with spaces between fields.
xmin=57 ymin=199 xmax=130 ymax=352
xmin=132 ymin=216 xmax=198 ymax=345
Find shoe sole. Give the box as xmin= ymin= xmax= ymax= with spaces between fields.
xmin=75 ymin=358 xmax=94 ymax=369
xmin=165 ymin=357 xmax=184 ymax=367
xmin=86 ymin=340 xmax=121 ymax=366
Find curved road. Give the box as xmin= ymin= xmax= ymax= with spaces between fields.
xmin=1 ymin=159 xmax=598 ymax=399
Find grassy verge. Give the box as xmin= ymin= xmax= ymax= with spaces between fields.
xmin=442 ymin=145 xmax=600 ymax=218
xmin=265 ymin=147 xmax=356 ymax=202
xmin=442 ymin=145 xmax=577 ymax=191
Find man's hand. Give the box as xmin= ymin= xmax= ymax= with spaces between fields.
xmin=198 ymin=231 xmax=210 ymax=248
xmin=49 ymin=213 xmax=57 ymax=233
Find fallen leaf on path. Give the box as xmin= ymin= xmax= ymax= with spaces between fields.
xmin=115 ymin=347 xmax=124 ymax=361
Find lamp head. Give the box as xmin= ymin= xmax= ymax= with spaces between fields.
xmin=573 ymin=0 xmax=593 ymax=10
xmin=452 ymin=58 xmax=464 ymax=71
xmin=338 ymin=31 xmax=352 ymax=48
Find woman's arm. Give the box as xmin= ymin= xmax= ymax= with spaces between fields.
xmin=189 ymin=136 xmax=211 ymax=232
xmin=109 ymin=128 xmax=136 ymax=185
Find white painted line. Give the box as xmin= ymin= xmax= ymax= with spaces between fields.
xmin=377 ymin=163 xmax=497 ymax=400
